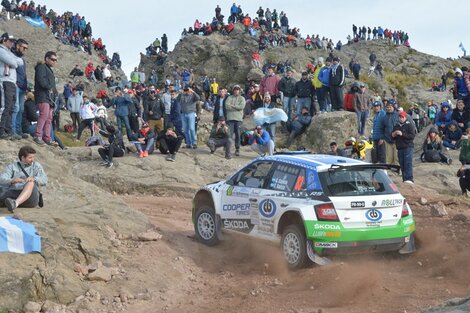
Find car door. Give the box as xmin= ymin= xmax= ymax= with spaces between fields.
xmin=252 ymin=162 xmax=308 ymax=240
xmin=219 ymin=161 xmax=274 ymax=234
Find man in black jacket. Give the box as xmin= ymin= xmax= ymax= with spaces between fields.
xmin=294 ymin=72 xmax=313 ymax=115
xmin=34 ymin=51 xmax=57 ymax=146
xmin=144 ymin=86 xmax=165 ymax=134
xmin=329 ymin=56 xmax=345 ymax=111
xmin=392 ymin=111 xmax=415 ymax=183
xmin=278 ymin=68 xmax=296 ymax=121
xmin=212 ymin=88 xmax=227 ymax=123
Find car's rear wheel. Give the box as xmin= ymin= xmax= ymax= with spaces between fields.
xmin=281 ymin=224 xmax=309 ymax=270
xmin=195 ymin=207 xmax=219 ymax=246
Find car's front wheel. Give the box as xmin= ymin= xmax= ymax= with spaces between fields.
xmin=194 ymin=207 xmax=219 ymax=246
xmin=281 ymin=224 xmax=309 ymax=270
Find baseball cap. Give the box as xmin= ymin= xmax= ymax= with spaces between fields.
xmin=373 ymin=101 xmax=381 ymax=106
xmin=1 ymin=32 xmax=15 ymax=42
xmin=232 ymin=84 xmax=241 ymax=90
xmin=218 ymin=116 xmax=225 ymax=121
xmin=399 ymin=111 xmax=407 ymax=118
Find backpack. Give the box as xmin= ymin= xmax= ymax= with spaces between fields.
xmin=240 ymin=130 xmax=253 ymax=146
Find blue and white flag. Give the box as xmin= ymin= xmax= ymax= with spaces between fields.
xmin=24 ymin=16 xmax=47 ymax=29
xmin=459 ymin=42 xmax=466 ymax=57
xmin=0 ymin=217 xmax=41 ymax=254
xmin=253 ymin=108 xmax=288 ymax=126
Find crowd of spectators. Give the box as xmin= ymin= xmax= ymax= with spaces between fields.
xmin=349 ymin=24 xmax=410 ymax=47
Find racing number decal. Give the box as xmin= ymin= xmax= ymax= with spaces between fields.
xmin=365 ymin=209 xmax=382 ymax=222
xmin=259 ymin=199 xmax=276 ymax=218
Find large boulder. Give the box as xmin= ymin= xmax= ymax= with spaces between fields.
xmin=299 ymin=111 xmax=358 ymax=153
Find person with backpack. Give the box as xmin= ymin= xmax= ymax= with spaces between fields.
xmin=0 ymin=145 xmax=47 ymax=212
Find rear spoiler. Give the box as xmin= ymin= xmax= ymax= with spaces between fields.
xmin=328 ymin=163 xmax=400 ymax=173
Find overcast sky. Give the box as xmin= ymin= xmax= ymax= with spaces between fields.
xmin=42 ymin=0 xmax=468 ymax=77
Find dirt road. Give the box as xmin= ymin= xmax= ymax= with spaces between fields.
xmin=117 ymin=185 xmax=470 ymax=313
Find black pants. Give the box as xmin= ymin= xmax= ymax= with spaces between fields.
xmin=77 ymin=118 xmax=94 ymax=140
xmin=372 ymin=140 xmax=386 ymax=163
xmin=52 ymin=112 xmax=60 ymax=131
xmin=159 ymin=136 xmax=183 ymax=154
xmin=129 ymin=115 xmax=139 ymax=133
xmin=459 ymin=177 xmax=470 ymax=194
xmin=329 ymin=85 xmax=344 ymax=111
xmin=0 ymin=184 xmax=40 ymax=208
xmin=98 ymin=144 xmax=124 ymax=162
xmin=70 ymin=112 xmax=80 ymax=131
xmin=0 ymin=81 xmax=17 ymax=135
xmin=228 ymin=120 xmax=242 ymax=150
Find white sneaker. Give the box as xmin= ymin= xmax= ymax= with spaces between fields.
xmin=403 ymin=180 xmax=414 ymax=184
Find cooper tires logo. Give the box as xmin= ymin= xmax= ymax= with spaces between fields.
xmin=259 ymin=199 xmax=276 ymax=218
xmin=365 ymin=209 xmax=382 ymax=222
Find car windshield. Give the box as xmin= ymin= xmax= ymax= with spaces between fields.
xmin=318 ymin=168 xmax=399 ymax=196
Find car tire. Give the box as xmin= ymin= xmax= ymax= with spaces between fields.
xmin=281 ymin=224 xmax=310 ymax=270
xmin=194 ymin=207 xmax=219 ymax=246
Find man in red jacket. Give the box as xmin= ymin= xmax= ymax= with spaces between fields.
xmin=260 ymin=65 xmax=280 ymax=105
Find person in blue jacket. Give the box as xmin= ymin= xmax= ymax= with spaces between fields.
xmin=371 ymin=101 xmax=386 ymax=163
xmin=249 ymin=125 xmax=274 ymax=156
xmin=318 ymin=57 xmax=332 ymax=112
xmin=108 ymin=87 xmax=132 ymax=139
xmin=435 ymin=102 xmax=453 ymax=133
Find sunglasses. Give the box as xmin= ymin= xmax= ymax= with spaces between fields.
xmin=49 ymin=58 xmax=58 ymax=62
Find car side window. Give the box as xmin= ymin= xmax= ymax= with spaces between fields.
xmin=268 ymin=163 xmax=306 ymax=192
xmin=228 ymin=161 xmax=273 ymax=189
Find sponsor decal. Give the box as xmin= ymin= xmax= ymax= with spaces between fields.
xmin=381 ymin=199 xmax=403 ymax=207
xmin=222 ymin=219 xmax=254 ymax=233
xmin=314 ymin=242 xmax=338 ymax=248
xmin=403 ymin=218 xmax=414 ymax=225
xmin=227 ymin=186 xmax=250 ymax=197
xmin=365 ymin=209 xmax=382 ymax=222
xmin=258 ymin=219 xmax=275 ymax=233
xmin=351 ymin=201 xmax=365 ymax=208
xmin=312 ymin=231 xmax=341 ymax=237
xmin=259 ymin=199 xmax=277 ymax=218
xmin=222 ymin=203 xmax=250 ymax=216
xmin=314 ymin=224 xmax=340 ymax=230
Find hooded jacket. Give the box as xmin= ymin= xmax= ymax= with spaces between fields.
xmin=435 ymin=103 xmax=453 ymax=129
xmin=0 ymin=44 xmax=23 ymax=84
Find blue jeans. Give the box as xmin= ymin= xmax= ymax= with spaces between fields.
xmin=296 ymin=97 xmax=311 ymax=115
xmin=263 ymin=123 xmax=276 ymax=144
xmin=443 ymin=140 xmax=458 ymax=150
xmin=315 ymin=88 xmax=325 ymax=112
xmin=11 ymin=88 xmax=26 ymax=135
xmin=282 ymin=96 xmax=295 ymax=121
xmin=356 ymin=110 xmax=369 ymax=135
xmin=116 ymin=115 xmax=132 ymax=139
xmin=398 ymin=147 xmax=413 ymax=182
xmin=182 ymin=112 xmax=197 ymax=146
xmin=135 ymin=137 xmax=155 ymax=153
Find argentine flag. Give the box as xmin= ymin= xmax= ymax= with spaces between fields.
xmin=24 ymin=16 xmax=47 ymax=29
xmin=0 ymin=217 xmax=41 ymax=254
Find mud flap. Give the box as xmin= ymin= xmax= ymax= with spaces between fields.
xmin=307 ymin=240 xmax=332 ymax=266
xmin=215 ymin=214 xmax=224 ymax=240
xmin=399 ymin=233 xmax=416 ymax=254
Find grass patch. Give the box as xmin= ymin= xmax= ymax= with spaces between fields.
xmin=451 ymin=60 xmax=462 ymax=69
xmin=56 ymin=131 xmax=86 ymax=147
xmin=360 ymin=74 xmax=382 ymax=93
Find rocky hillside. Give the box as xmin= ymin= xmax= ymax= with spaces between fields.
xmin=140 ymin=24 xmax=470 ymax=107
xmin=0 ymin=18 xmax=126 ymax=97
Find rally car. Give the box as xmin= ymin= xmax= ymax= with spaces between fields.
xmin=192 ymin=152 xmax=416 ymax=270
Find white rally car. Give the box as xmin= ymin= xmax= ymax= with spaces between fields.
xmin=192 ymin=153 xmax=416 ymax=269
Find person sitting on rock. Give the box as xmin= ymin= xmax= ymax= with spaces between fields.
xmin=249 ymin=125 xmax=274 ymax=156
xmin=84 ymin=62 xmax=96 ymax=81
xmin=0 ymin=145 xmax=47 ymax=212
xmin=451 ymin=99 xmax=470 ymax=133
xmin=285 ymin=107 xmax=312 ymax=148
xmin=443 ymin=121 xmax=462 ymax=150
xmin=435 ymin=102 xmax=453 ymax=133
xmin=98 ymin=125 xmax=125 ymax=168
xmin=130 ymin=122 xmax=155 ymax=158
xmin=422 ymin=127 xmax=451 ymax=164
xmin=207 ymin=116 xmax=232 ymax=159
xmin=158 ymin=122 xmax=184 ymax=162
xmin=69 ymin=64 xmax=83 ymax=78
